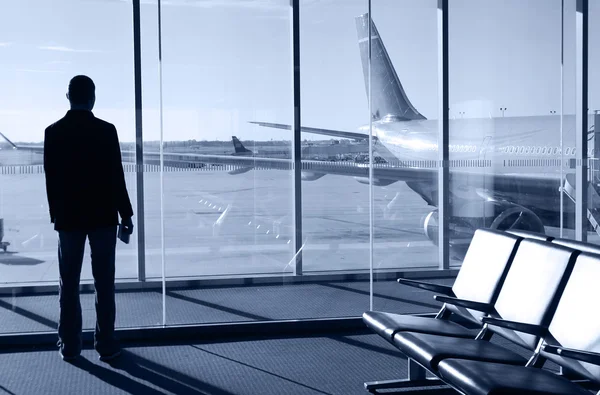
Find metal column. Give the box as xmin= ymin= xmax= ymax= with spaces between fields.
xmin=438 ymin=0 xmax=450 ymax=269
xmin=133 ymin=0 xmax=146 ymax=281
xmin=575 ymin=0 xmax=588 ymax=241
xmin=291 ymin=0 xmax=303 ymax=275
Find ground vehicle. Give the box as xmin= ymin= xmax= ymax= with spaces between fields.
xmin=0 ymin=218 xmax=9 ymax=252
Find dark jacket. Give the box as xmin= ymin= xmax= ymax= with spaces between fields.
xmin=43 ymin=110 xmax=133 ymax=231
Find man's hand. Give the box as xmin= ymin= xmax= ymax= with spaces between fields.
xmin=121 ymin=216 xmax=134 ymax=234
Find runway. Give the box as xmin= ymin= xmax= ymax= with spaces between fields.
xmin=0 ymin=167 xmax=441 ymax=284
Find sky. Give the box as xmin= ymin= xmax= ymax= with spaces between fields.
xmin=0 ymin=0 xmax=599 ymax=143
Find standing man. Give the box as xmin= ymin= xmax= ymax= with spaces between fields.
xmin=44 ymin=75 xmax=134 ymax=362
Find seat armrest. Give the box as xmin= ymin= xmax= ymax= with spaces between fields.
xmin=397 ymin=278 xmax=454 ymax=296
xmin=433 ymin=295 xmax=493 ymax=314
xmin=481 ymin=317 xmax=548 ymax=337
xmin=542 ymin=345 xmax=600 ymax=366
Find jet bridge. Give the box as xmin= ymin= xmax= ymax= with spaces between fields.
xmin=562 ymin=111 xmax=600 ymax=238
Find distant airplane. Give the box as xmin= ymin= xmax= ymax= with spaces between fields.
xmin=2 ymin=13 xmax=599 ymax=258
xmin=231 ymin=136 xmax=289 ymax=158
xmin=232 ymin=136 xmax=253 ymax=156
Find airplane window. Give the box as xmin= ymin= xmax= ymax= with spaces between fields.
xmin=565 ymin=147 xmax=571 ymax=155
xmin=554 ymin=147 xmax=559 ymax=155
xmin=542 ymin=147 xmax=547 ymax=154
xmin=519 ymin=146 xmax=524 ymax=154
xmin=535 ymin=147 xmax=540 ymax=154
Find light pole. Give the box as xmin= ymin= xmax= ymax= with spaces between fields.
xmin=500 ymin=107 xmax=507 ymax=117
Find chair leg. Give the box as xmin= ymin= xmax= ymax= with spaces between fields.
xmin=364 ymin=359 xmax=445 ymax=393
xmin=364 ymin=378 xmax=444 ymax=393
xmin=408 ymin=358 xmax=427 ymax=380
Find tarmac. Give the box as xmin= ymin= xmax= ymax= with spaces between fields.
xmin=0 ymin=168 xmax=439 ymax=284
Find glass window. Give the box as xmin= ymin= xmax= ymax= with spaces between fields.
xmin=158 ymin=0 xmax=294 ymax=325
xmin=370 ymin=0 xmax=439 ymax=313
xmin=0 ymin=0 xmax=138 ymax=333
xmin=449 ymin=0 xmax=562 ymax=263
xmin=586 ymin=0 xmax=600 ymax=244
xmin=301 ymin=0 xmax=365 ymax=274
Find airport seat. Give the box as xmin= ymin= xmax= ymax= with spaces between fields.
xmin=551 ymin=236 xmax=600 ymax=255
xmin=362 ymin=229 xmax=522 ymax=343
xmin=506 ymin=229 xmax=554 ymax=241
xmin=392 ymin=239 xmax=578 ymax=373
xmin=437 ymin=360 xmax=591 ymax=395
xmin=437 ymin=251 xmax=600 ymax=395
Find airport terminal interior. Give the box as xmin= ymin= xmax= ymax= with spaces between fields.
xmin=0 ymin=0 xmax=600 ymax=394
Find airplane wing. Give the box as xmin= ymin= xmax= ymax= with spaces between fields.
xmin=0 ymin=130 xmax=563 ymax=189
xmin=0 ymin=132 xmax=44 ymax=152
xmin=153 ymin=151 xmax=564 ymax=187
xmin=249 ymin=122 xmax=372 ymax=141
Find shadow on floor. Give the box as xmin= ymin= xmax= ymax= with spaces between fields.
xmin=0 ymin=252 xmax=45 ymax=266
xmin=102 ymin=350 xmax=236 ymax=395
xmin=0 ymin=298 xmax=57 ymax=330
xmin=319 ymin=282 xmax=441 ymax=310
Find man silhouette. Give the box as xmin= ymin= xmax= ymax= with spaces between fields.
xmin=43 ymin=75 xmax=134 ymax=362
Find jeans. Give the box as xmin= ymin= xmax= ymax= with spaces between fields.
xmin=57 ymin=226 xmax=119 ymax=355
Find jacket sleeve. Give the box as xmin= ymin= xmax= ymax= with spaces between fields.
xmin=43 ymin=128 xmax=56 ymax=223
xmin=110 ymin=125 xmax=134 ymax=219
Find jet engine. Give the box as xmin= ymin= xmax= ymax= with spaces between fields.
xmin=423 ymin=201 xmax=545 ymax=259
xmin=353 ymin=177 xmax=398 ymax=186
xmin=228 ymin=167 xmax=253 ymax=175
xmin=301 ymin=172 xmax=326 ymax=181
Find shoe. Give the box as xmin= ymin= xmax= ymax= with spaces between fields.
xmin=99 ymin=349 xmax=122 ymax=362
xmin=57 ymin=340 xmax=80 ymax=361
xmin=59 ymin=348 xmax=79 ymax=361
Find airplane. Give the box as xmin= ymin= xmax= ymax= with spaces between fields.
xmin=232 ymin=136 xmax=290 ymax=158
xmin=2 ymin=13 xmax=599 ymax=259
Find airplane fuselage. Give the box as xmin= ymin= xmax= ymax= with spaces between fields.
xmin=370 ymin=114 xmax=597 ymax=220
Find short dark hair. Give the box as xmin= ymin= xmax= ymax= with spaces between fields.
xmin=68 ymin=75 xmax=95 ymax=104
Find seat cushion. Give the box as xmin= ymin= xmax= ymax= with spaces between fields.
xmin=438 ymin=359 xmax=591 ymax=395
xmin=392 ymin=332 xmax=527 ymax=371
xmin=362 ymin=312 xmax=475 ymax=343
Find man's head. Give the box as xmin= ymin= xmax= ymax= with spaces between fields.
xmin=67 ymin=75 xmax=95 ymax=110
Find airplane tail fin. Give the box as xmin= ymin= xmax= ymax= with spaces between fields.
xmin=355 ymin=13 xmax=426 ymax=121
xmin=232 ymin=136 xmax=252 ymax=154
xmin=0 ymin=132 xmax=18 ymax=149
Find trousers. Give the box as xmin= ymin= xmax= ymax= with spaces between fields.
xmin=57 ymin=226 xmax=118 ymax=354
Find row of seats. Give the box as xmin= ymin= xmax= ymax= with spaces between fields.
xmin=363 ymin=228 xmax=600 ymax=394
